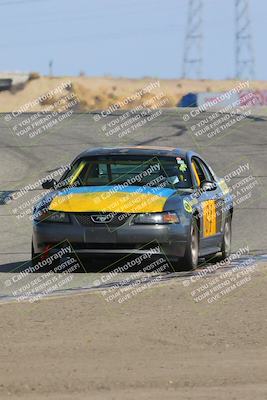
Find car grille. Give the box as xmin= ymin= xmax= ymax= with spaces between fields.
xmin=74 ymin=212 xmax=131 ymax=227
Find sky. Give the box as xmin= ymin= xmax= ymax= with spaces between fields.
xmin=0 ymin=0 xmax=266 ymax=80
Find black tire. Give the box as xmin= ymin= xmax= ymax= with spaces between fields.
xmin=172 ymin=217 xmax=199 ymax=271
xmin=31 ymin=242 xmax=56 ymax=272
xmin=204 ymin=253 xmax=219 ymax=263
xmin=31 ymin=241 xmax=38 ymax=263
xmin=31 ymin=241 xmax=42 ymax=270
xmin=221 ymin=214 xmax=232 ymax=259
xmin=183 ymin=217 xmax=199 ymax=270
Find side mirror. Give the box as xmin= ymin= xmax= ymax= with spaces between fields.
xmin=42 ymin=179 xmax=57 ymax=189
xmin=201 ymin=180 xmax=217 ymax=192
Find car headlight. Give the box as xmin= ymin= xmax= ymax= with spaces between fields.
xmin=133 ymin=211 xmax=179 ymax=224
xmin=34 ymin=210 xmax=70 ymax=223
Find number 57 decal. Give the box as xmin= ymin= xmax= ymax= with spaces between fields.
xmin=203 ymin=200 xmax=217 ymax=237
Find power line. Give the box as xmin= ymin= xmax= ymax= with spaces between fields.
xmin=0 ymin=24 xmax=182 ymax=49
xmin=0 ymin=0 xmax=173 ymax=26
xmin=0 ymin=0 xmax=48 ymax=6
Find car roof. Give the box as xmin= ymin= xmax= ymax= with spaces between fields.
xmin=77 ymin=146 xmax=189 ymax=159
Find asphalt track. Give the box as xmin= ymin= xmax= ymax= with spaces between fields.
xmin=0 ymin=109 xmax=266 ymax=300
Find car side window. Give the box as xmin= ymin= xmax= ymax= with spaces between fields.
xmin=191 ymin=158 xmax=206 ymax=186
xmin=195 ymin=158 xmax=214 ymax=182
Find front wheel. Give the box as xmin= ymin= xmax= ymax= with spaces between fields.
xmin=221 ymin=215 xmax=232 ymax=259
xmin=31 ymin=241 xmax=41 ymax=269
xmin=171 ymin=218 xmax=199 ymax=271
xmin=183 ymin=217 xmax=199 ymax=270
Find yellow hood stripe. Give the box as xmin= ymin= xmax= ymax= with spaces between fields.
xmin=49 ymin=192 xmax=168 ymax=213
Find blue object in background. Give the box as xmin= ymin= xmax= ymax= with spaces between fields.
xmin=178 ymin=92 xmax=197 ymax=107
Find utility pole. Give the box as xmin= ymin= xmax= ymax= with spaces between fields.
xmin=182 ymin=0 xmax=203 ymax=79
xmin=235 ymin=0 xmax=255 ymax=79
xmin=49 ymin=60 xmax=53 ymax=77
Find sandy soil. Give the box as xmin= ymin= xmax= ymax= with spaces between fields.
xmin=1 ymin=76 xmax=267 ymax=112
xmin=0 ymin=263 xmax=266 ymax=400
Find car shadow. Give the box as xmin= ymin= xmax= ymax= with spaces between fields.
xmin=0 ymin=257 xmax=176 ymax=274
xmin=0 ymin=256 xmax=216 ymax=274
xmin=0 ymin=260 xmax=31 ymax=273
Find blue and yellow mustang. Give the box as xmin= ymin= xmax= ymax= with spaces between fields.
xmin=32 ymin=146 xmax=233 ymax=270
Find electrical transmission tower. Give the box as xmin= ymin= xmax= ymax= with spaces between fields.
xmin=182 ymin=0 xmax=203 ymax=79
xmin=235 ymin=0 xmax=255 ymax=79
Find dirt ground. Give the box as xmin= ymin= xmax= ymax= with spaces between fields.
xmin=0 ymin=263 xmax=266 ymax=400
xmin=1 ymin=75 xmax=267 ymax=112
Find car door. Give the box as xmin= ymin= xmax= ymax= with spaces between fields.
xmin=191 ymin=157 xmax=224 ymax=256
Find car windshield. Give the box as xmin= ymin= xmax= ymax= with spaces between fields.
xmin=59 ymin=156 xmax=192 ymax=189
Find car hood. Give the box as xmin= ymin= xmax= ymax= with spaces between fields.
xmin=47 ymin=185 xmax=177 ymax=213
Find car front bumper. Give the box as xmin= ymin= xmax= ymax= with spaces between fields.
xmin=32 ymin=213 xmax=190 ymax=260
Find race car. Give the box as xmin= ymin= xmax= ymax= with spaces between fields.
xmin=32 ymin=146 xmax=233 ymax=270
